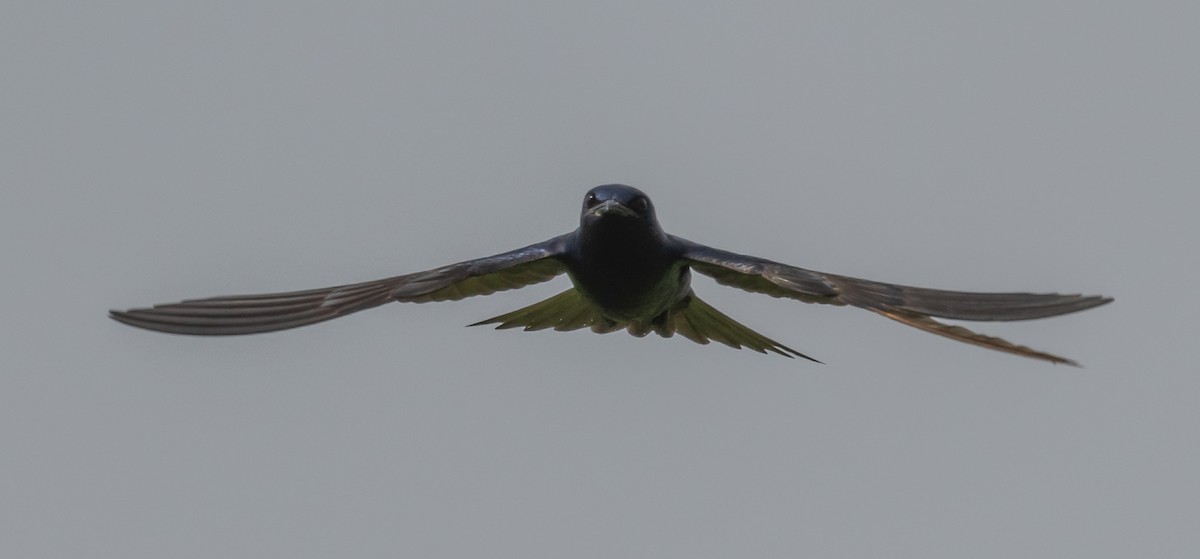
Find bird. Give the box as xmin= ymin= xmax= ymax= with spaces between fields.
xmin=110 ymin=184 xmax=1111 ymax=365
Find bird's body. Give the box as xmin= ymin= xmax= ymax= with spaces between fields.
xmin=565 ymin=186 xmax=686 ymax=322
xmin=111 ymin=184 xmax=1112 ymax=365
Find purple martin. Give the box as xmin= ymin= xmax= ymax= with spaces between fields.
xmin=110 ymin=184 xmax=1111 ymax=364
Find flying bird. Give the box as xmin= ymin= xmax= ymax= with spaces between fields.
xmin=110 ymin=184 xmax=1111 ymax=364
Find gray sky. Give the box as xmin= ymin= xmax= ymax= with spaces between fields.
xmin=4 ymin=2 xmax=1197 ymax=557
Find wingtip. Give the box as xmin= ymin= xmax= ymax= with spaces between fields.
xmin=108 ymin=307 xmax=165 ymax=334
xmin=107 ymin=307 xmax=163 ymax=332
xmin=1049 ymin=354 xmax=1084 ymax=368
xmin=1076 ymin=294 xmax=1114 ymax=312
xmin=108 ymin=308 xmax=131 ymax=322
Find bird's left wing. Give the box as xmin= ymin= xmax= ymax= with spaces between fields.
xmin=109 ymin=235 xmax=570 ymax=335
xmin=674 ymin=236 xmax=1111 ymax=365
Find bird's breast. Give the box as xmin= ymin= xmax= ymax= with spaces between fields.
xmin=566 ymin=243 xmax=688 ymax=321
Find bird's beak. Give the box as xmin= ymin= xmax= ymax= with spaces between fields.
xmin=590 ymin=199 xmax=637 ymax=218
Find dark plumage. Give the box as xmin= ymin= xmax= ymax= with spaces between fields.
xmin=110 ymin=184 xmax=1112 ymax=364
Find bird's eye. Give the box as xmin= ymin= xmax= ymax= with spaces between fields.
xmin=585 ymin=193 xmax=600 ymax=208
xmin=631 ymin=196 xmax=649 ymax=212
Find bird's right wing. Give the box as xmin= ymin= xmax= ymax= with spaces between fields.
xmin=109 ymin=235 xmax=571 ymax=335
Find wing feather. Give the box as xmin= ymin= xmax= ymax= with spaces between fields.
xmin=871 ymin=309 xmax=1081 ymax=366
xmin=675 ymin=236 xmax=1111 ymax=364
xmin=110 ymin=236 xmax=569 ymax=335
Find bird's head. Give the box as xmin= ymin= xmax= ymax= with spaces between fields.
xmin=580 ymin=184 xmax=658 ymax=228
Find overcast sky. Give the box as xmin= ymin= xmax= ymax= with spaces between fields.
xmin=4 ymin=2 xmax=1197 ymax=558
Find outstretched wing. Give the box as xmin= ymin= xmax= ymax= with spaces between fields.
xmin=109 ymin=235 xmax=571 ymax=335
xmin=674 ymin=236 xmax=1112 ymax=365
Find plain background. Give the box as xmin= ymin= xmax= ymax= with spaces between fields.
xmin=4 ymin=2 xmax=1197 ymax=557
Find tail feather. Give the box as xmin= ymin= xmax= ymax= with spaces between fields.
xmin=469 ymin=289 xmax=619 ymax=333
xmin=668 ymin=294 xmax=820 ymax=362
xmin=471 ymin=289 xmax=816 ymax=360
